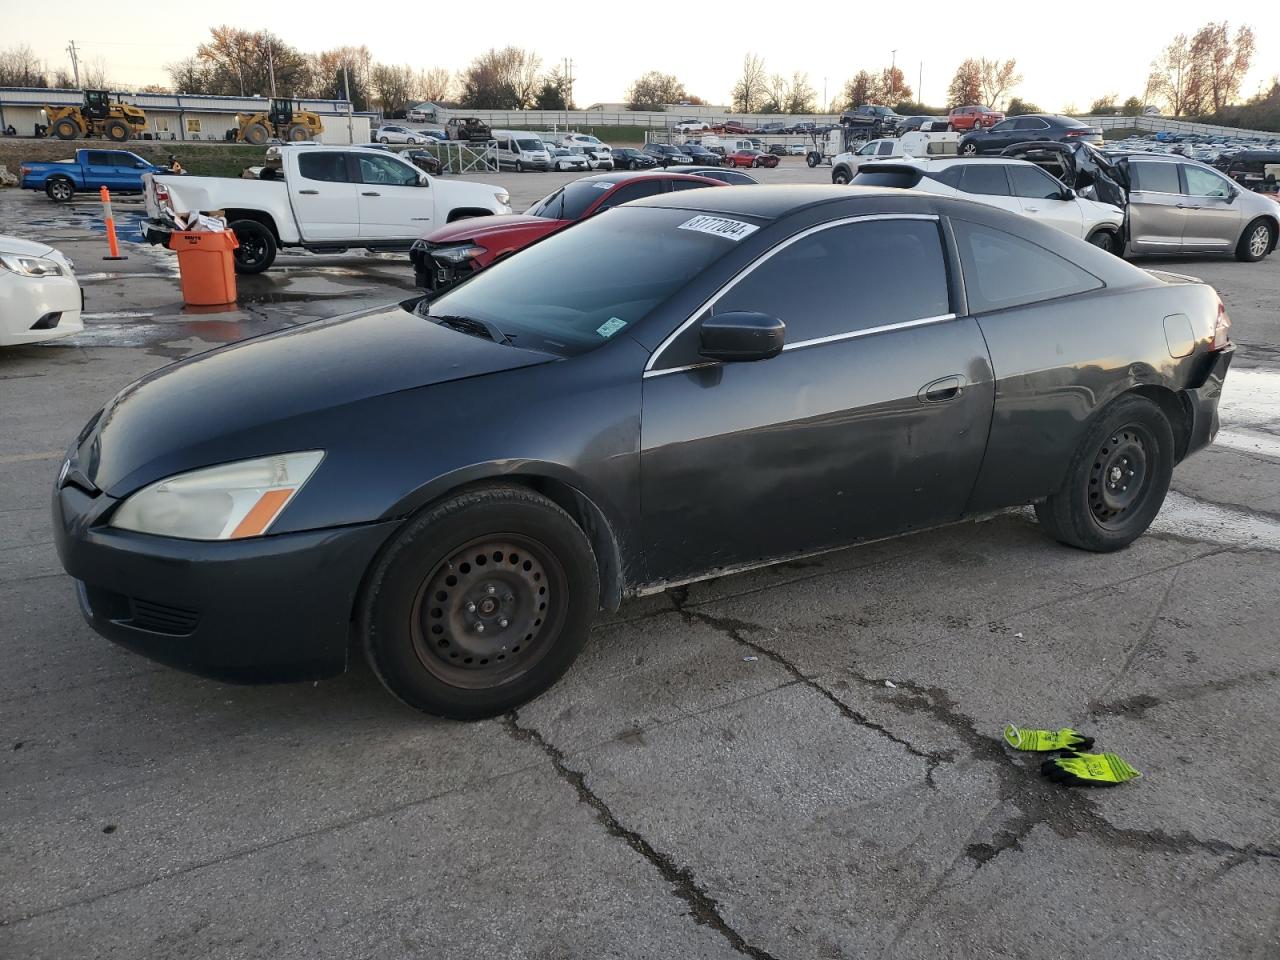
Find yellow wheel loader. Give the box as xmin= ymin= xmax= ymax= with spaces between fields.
xmin=44 ymin=90 xmax=147 ymax=142
xmin=230 ymin=99 xmax=324 ymax=146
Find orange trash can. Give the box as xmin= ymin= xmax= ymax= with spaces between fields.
xmin=168 ymin=230 xmax=239 ymax=306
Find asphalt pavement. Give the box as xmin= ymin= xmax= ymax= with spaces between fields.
xmin=2 ymin=164 xmax=1278 ymax=960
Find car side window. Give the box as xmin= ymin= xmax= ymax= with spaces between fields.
xmin=878 ymin=141 xmax=896 ymax=155
xmin=990 ymin=120 xmax=1011 ymax=132
xmin=599 ymin=181 xmax=665 ymax=209
xmin=298 ymin=152 xmax=352 ymax=183
xmin=1183 ymin=165 xmax=1231 ymax=198
xmin=1129 ymin=161 xmax=1180 ymax=194
xmin=670 ymin=179 xmax=711 ymax=191
xmin=87 ymin=151 xmax=113 ymax=165
xmin=952 ymin=219 xmax=1102 ymax=313
xmin=1009 ymin=165 xmax=1064 ymax=199
xmin=958 ymin=165 xmax=1011 ymax=196
xmin=654 ymin=219 xmax=951 ymax=371
xmin=356 ymin=154 xmax=418 ymax=186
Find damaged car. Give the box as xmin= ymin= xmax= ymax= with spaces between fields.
xmin=1002 ymin=142 xmax=1278 ymax=262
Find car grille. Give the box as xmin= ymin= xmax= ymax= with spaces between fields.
xmin=83 ymin=584 xmax=200 ymax=636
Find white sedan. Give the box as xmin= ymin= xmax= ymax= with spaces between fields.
xmin=374 ymin=125 xmax=427 ymax=144
xmin=854 ymin=157 xmax=1126 ymax=251
xmin=0 ymin=236 xmax=83 ymax=346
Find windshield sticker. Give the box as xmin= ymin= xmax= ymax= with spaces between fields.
xmin=596 ymin=317 xmax=627 ymax=339
xmin=592 ymin=182 xmax=615 ymax=190
xmin=678 ymin=215 xmax=759 ymax=242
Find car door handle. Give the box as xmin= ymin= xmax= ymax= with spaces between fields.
xmin=298 ymin=189 xmax=319 ymax=195
xmin=918 ymin=375 xmax=965 ymax=404
xmin=362 ymin=191 xmax=381 ymax=197
xmin=1024 ymin=206 xmax=1039 ymax=212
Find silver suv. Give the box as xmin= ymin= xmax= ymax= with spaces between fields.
xmin=1119 ymin=154 xmax=1277 ymax=261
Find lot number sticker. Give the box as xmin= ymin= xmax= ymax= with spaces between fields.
xmin=678 ymin=215 xmax=759 ymax=242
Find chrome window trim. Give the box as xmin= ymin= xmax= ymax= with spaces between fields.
xmin=644 ymin=213 xmax=942 ymax=374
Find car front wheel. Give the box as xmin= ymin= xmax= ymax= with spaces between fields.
xmin=362 ymin=485 xmax=600 ymax=719
xmin=961 ymin=142 xmax=979 ymax=156
xmin=1236 ymin=218 xmax=1274 ymax=262
xmin=1034 ymin=395 xmax=1174 ymax=552
xmin=1086 ymin=227 xmax=1120 ymax=255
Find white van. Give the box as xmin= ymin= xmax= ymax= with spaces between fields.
xmin=491 ymin=131 xmax=552 ymax=172
xmin=702 ymin=136 xmax=759 ymax=153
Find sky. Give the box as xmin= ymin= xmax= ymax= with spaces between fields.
xmin=8 ymin=1 xmax=1279 ymax=111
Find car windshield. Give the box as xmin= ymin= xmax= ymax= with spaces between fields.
xmin=416 ymin=207 xmax=744 ymax=357
xmin=517 ymin=139 xmax=542 ymax=151
xmin=526 ymin=180 xmax=614 ymax=220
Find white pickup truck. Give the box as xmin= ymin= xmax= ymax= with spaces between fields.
xmin=142 ymin=145 xmax=512 ymax=274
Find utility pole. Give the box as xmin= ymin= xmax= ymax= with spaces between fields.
xmin=268 ymin=42 xmax=277 ymax=99
xmin=823 ymin=77 xmax=828 ymax=112
xmin=66 ymin=40 xmax=80 ymax=88
xmin=889 ymin=50 xmax=898 ymax=101
xmin=918 ymin=62 xmax=923 ymax=106
xmin=343 ymin=65 xmax=353 ymax=144
xmin=562 ymin=57 xmax=575 ymax=109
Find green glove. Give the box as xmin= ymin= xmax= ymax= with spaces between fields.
xmin=1041 ymin=751 xmax=1142 ymax=787
xmin=1003 ymin=724 xmax=1095 ymax=752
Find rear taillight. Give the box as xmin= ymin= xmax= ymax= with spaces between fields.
xmin=1064 ymin=129 xmax=1087 ymax=137
xmin=20 ymin=165 xmax=30 ymax=175
xmin=154 ymin=182 xmax=170 ymax=205
xmin=1212 ymin=301 xmax=1232 ymax=351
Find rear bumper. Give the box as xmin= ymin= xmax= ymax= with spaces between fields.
xmin=1182 ymin=347 xmax=1234 ymax=460
xmin=52 ymin=481 xmax=399 ymax=683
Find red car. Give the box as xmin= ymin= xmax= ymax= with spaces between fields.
xmin=724 ymin=149 xmax=779 ymax=169
xmin=947 ymin=105 xmax=1004 ymax=131
xmin=409 ymin=171 xmax=724 ymax=290
xmin=722 ymin=120 xmax=756 ymax=135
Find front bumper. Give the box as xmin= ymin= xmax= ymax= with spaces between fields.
xmin=0 ymin=271 xmax=84 ymax=346
xmin=52 ymin=481 xmax=399 ymax=683
xmin=1183 ymin=347 xmax=1234 ymax=460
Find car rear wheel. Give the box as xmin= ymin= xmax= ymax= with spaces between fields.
xmin=228 ymin=219 xmax=276 ymax=274
xmin=961 ymin=142 xmax=978 ymax=156
xmin=1034 ymin=395 xmax=1174 ymax=552
xmin=1236 ymin=218 xmax=1274 ymax=262
xmin=362 ymin=485 xmax=599 ymax=719
xmin=45 ymin=177 xmax=75 ymax=202
xmin=1086 ymin=227 xmax=1119 ymax=255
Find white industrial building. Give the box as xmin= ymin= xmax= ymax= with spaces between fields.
xmin=0 ymin=87 xmax=375 ymax=144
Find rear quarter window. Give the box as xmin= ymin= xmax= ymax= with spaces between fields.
xmin=851 ymin=168 xmax=923 ymax=189
xmin=952 ymin=219 xmax=1103 ymax=313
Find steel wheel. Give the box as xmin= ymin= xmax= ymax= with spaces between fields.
xmin=1087 ymin=425 xmax=1152 ymax=528
xmin=411 ymin=535 xmax=565 ymax=689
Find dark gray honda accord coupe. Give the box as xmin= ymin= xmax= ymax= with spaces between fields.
xmin=53 ymin=186 xmax=1234 ymax=718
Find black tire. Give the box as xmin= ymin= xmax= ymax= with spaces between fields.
xmin=1034 ymin=395 xmax=1174 ymax=552
xmin=1086 ymin=227 xmax=1119 ymax=255
xmin=361 ymin=485 xmax=600 ymax=719
xmin=286 ymin=124 xmax=310 ymax=142
xmin=244 ymin=123 xmax=270 ymax=146
xmin=629 ymin=159 xmax=639 ymax=170
xmin=379 ymin=136 xmax=391 ymax=144
xmin=1235 ymin=218 xmax=1274 ymax=262
xmin=52 ymin=118 xmax=79 ymax=140
xmin=228 ymin=219 xmax=276 ymax=274
xmin=45 ymin=176 xmax=75 ymax=202
xmin=832 ymin=166 xmax=852 ymax=185
xmin=806 ymin=152 xmax=820 ymax=168
xmin=105 ymin=119 xmax=129 ymax=142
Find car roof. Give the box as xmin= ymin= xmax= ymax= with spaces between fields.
xmin=628 ymin=184 xmax=921 ymax=219
xmin=578 ymin=171 xmax=720 ymax=185
xmin=869 ymin=157 xmax=1035 ymax=169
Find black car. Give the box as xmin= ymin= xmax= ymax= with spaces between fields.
xmin=841 ymin=104 xmax=904 ymax=136
xmin=960 ymin=114 xmax=1103 ymax=156
xmin=663 ymin=165 xmax=758 ymax=185
xmin=611 ymin=147 xmax=657 ymax=170
xmin=401 ymin=149 xmax=444 ymax=176
xmin=642 ymin=143 xmax=692 ymax=166
xmin=682 ymin=144 xmax=722 ymax=166
xmin=53 ymin=186 xmax=1233 ymax=719
xmin=1214 ymin=150 xmax=1280 ymax=192
xmin=898 ymin=115 xmax=947 ymax=135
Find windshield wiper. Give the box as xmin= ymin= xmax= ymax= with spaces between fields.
xmin=429 ymin=313 xmax=514 ymax=345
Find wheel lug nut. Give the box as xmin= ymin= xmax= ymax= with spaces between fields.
xmin=504 ymin=593 xmax=514 ymax=603
xmin=465 ymin=602 xmax=476 ymax=613
xmin=486 ymin=585 xmax=496 ymax=595
xmin=499 ymin=618 xmax=509 ymax=628
xmin=475 ymin=622 xmax=485 ymax=633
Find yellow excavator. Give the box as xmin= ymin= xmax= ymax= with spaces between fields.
xmin=43 ymin=90 xmax=147 ymax=142
xmin=230 ymin=98 xmax=324 ymax=145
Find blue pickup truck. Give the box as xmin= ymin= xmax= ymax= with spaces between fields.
xmin=20 ymin=149 xmax=168 ymax=202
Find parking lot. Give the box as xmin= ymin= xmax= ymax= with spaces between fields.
xmin=3 ymin=160 xmax=1279 ymax=959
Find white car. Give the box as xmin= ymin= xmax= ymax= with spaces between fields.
xmin=374 ymin=125 xmax=427 ymax=145
xmin=0 ymin=236 xmax=83 ymax=346
xmin=560 ymin=133 xmax=612 ymax=155
xmin=673 ymin=120 xmax=711 ymax=133
xmin=569 ymin=146 xmax=614 ymax=170
xmin=549 ymin=147 xmax=589 ymax=172
xmin=830 ymin=132 xmax=962 ymax=184
xmin=854 ymin=157 xmax=1125 ymax=249
xmin=786 ymin=143 xmax=807 ymax=156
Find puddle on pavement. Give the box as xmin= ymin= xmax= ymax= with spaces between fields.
xmin=1150 ymin=492 xmax=1280 ymax=551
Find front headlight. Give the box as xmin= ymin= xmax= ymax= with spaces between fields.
xmin=110 ymin=451 xmax=324 ymax=541
xmin=494 ymin=191 xmax=510 ymax=207
xmin=431 ymin=244 xmax=485 ymax=264
xmin=0 ymin=253 xmax=64 ymax=278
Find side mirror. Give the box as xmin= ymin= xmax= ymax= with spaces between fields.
xmin=699 ymin=312 xmax=786 ymax=363
xmin=419 ymin=173 xmax=430 ymax=186
xmin=1060 ymin=186 xmax=1076 ymax=201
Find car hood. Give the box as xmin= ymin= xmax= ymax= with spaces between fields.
xmin=0 ymin=235 xmax=55 ymax=258
xmin=79 ymin=303 xmax=557 ymax=497
xmin=421 ymin=214 xmax=563 ymax=244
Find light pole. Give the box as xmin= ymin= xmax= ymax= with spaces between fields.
xmin=890 ymin=49 xmax=898 ymax=101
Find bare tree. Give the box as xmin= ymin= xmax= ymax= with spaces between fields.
xmin=978 ymin=58 xmax=1021 ymax=109
xmin=0 ymin=44 xmax=48 ymax=87
xmin=784 ymin=71 xmax=817 ymax=114
xmin=371 ymin=63 xmax=415 ymax=115
xmin=626 ymin=70 xmax=687 ymax=110
xmin=80 ymin=57 xmax=112 ymax=90
xmin=731 ymin=53 xmax=768 ymax=113
xmin=1147 ymin=33 xmax=1207 ymax=116
xmin=1191 ymin=21 xmax=1255 ymax=114
xmin=416 ymin=66 xmax=453 ymax=104
xmin=457 ymin=47 xmax=542 ymax=109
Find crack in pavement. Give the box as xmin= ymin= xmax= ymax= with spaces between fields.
xmin=501 ymin=711 xmax=781 ymax=960
xmin=670 ymin=595 xmax=955 ymax=789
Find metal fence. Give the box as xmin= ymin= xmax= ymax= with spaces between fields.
xmin=434 ymin=108 xmax=842 ymax=131
xmin=1087 ymin=114 xmax=1278 ymax=140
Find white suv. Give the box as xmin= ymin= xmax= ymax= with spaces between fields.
xmin=374 ymin=125 xmax=427 ymax=145
xmin=854 ymin=157 xmax=1125 ymax=252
